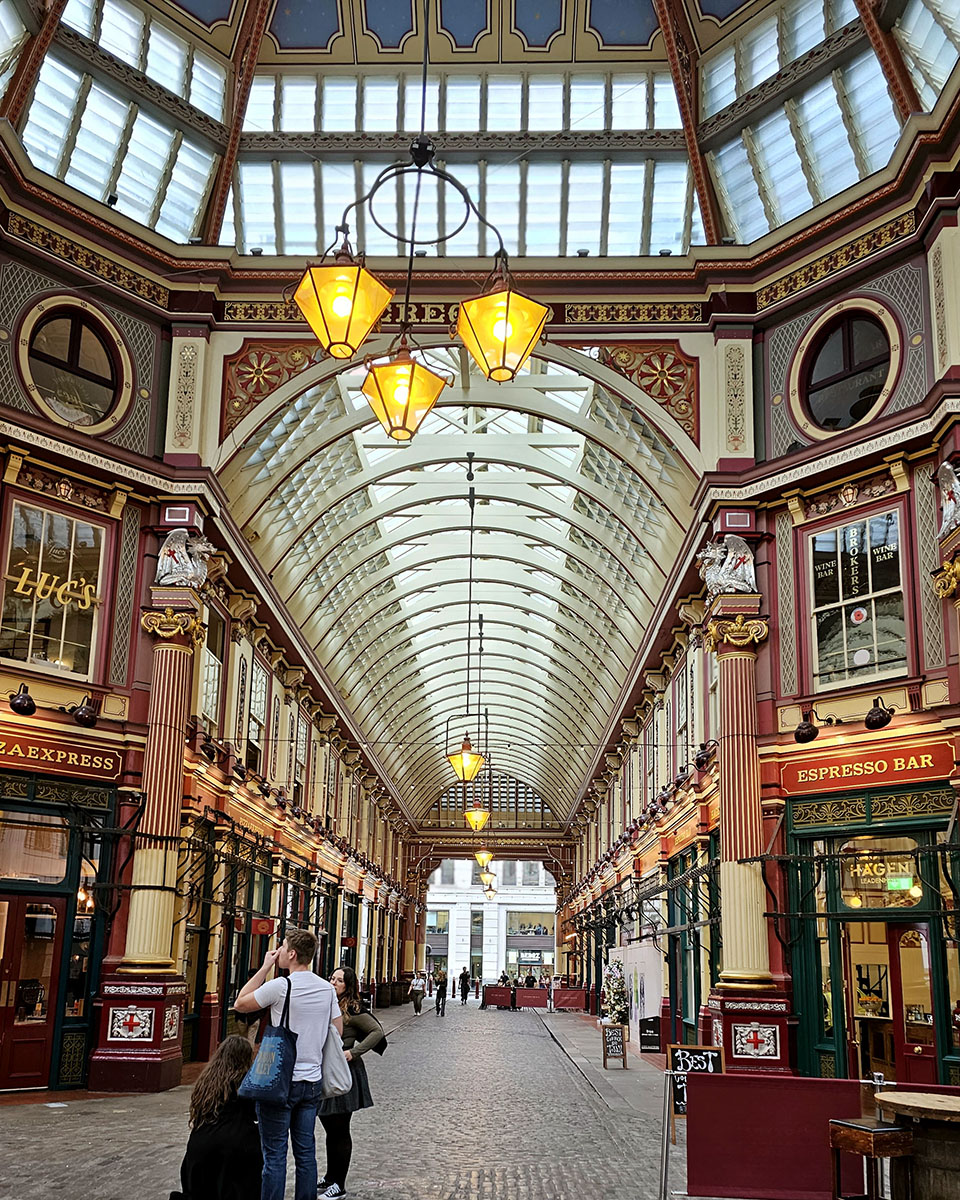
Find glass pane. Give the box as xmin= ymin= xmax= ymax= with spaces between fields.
xmin=363 ymin=77 xmax=398 ymax=131
xmin=702 ymin=46 xmax=736 ymax=118
xmin=607 ymin=162 xmax=646 ymax=254
xmin=237 ymin=160 xmax=277 ymax=253
xmin=484 ymin=162 xmax=520 ymax=254
xmin=403 ymin=75 xmax=439 ymax=131
xmin=841 ymin=52 xmax=902 ymax=174
xmin=751 ymin=107 xmax=813 ymax=225
xmin=649 ymin=159 xmax=688 ymax=254
xmin=486 ymin=77 xmax=522 ymax=131
xmin=652 ymin=73 xmax=681 ymax=127
xmin=322 ymin=77 xmax=357 ymax=131
xmin=16 ymin=904 xmax=58 ymax=1024
xmin=280 ymin=161 xmax=318 ymax=254
xmin=611 ymin=74 xmax=647 ymax=129
xmin=565 ymin=161 xmax=603 ymax=256
xmin=899 ymin=929 xmax=934 ymax=1042
xmin=280 ymin=76 xmax=317 ymax=131
xmin=114 ymin=109 xmax=175 ymax=225
xmin=840 ymin=836 xmax=921 ymax=910
xmin=145 ymin=22 xmax=188 ymax=98
xmin=65 ymin=83 xmax=129 ymax=201
xmin=32 ymin=318 xmax=72 ymax=364
xmin=527 ymin=76 xmax=563 ymax=131
xmin=100 ymin=0 xmax=144 ymax=68
xmin=445 ymin=77 xmax=480 ymax=130
xmin=569 ymin=76 xmax=605 ymax=130
xmin=155 ymin=139 xmax=216 ymax=243
xmin=711 ymin=138 xmax=768 ymax=242
xmin=0 ymin=814 xmax=69 ymax=884
xmin=741 ymin=15 xmax=780 ymax=92
xmin=810 ymin=326 xmax=844 ymax=384
xmin=21 ymin=56 xmax=83 ymax=176
xmin=244 ymin=76 xmax=276 ymax=132
xmin=190 ymin=51 xmax=226 ymax=121
xmin=524 ymin=162 xmax=561 ymax=254
xmin=853 ymin=318 xmax=889 ymax=365
xmin=78 ymin=323 xmax=112 ymax=380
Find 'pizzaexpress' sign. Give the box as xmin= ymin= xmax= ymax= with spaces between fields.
xmin=780 ymin=739 xmax=954 ymax=796
xmin=0 ymin=731 xmax=122 ymax=780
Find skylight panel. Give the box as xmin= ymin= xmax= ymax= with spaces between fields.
xmin=751 ymin=108 xmax=814 ymax=225
xmin=443 ymin=162 xmax=481 ymax=254
xmin=702 ymin=47 xmax=736 ymax=117
xmin=323 ymin=77 xmax=358 ymax=130
xmin=65 ymin=83 xmax=128 ymax=199
xmin=607 ymin=162 xmax=646 ymax=253
xmin=485 ymin=163 xmax=520 ymax=255
xmin=793 ymin=76 xmax=858 ymax=199
xmin=783 ymin=0 xmax=826 ymax=59
xmin=100 ymin=0 xmax=144 ymax=68
xmin=21 ymin=57 xmax=82 ymax=175
xmin=401 ymin=171 xmax=440 ymax=248
xmin=363 ymin=77 xmax=399 ymax=131
xmin=652 ymin=73 xmax=682 ymax=127
xmin=710 ymin=138 xmax=769 ymax=242
xmin=569 ymin=76 xmax=605 ymax=130
xmin=321 ymin=161 xmax=356 ymax=247
xmin=444 ymin=77 xmax=481 ymax=130
xmin=244 ymin=77 xmax=275 ymax=132
xmin=114 ymin=110 xmax=174 ymax=224
xmin=611 ymin=74 xmax=647 ymax=129
xmin=146 ymin=22 xmax=188 ymax=97
xmin=280 ymin=77 xmax=317 ymax=131
xmin=840 ymin=52 xmax=902 ymax=172
xmin=487 ymin=77 xmax=522 ymax=131
xmin=281 ymin=161 xmax=319 ymax=254
xmin=741 ymin=16 xmax=780 ymax=92
xmin=404 ymin=75 xmax=439 ymax=131
xmin=156 ymin=140 xmax=216 ymax=242
xmin=649 ymin=160 xmax=688 ymax=254
xmin=525 ymin=162 xmax=562 ymax=255
xmin=528 ymin=76 xmax=564 ymax=131
xmin=190 ymin=51 xmax=226 ymax=122
xmin=218 ymin=185 xmax=236 ymax=246
xmin=361 ymin=160 xmax=399 ymax=253
xmin=62 ymin=0 xmax=95 ymax=37
xmin=237 ymin=160 xmax=277 ymax=253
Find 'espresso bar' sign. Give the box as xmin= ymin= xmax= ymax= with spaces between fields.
xmin=780 ymin=739 xmax=954 ymax=796
xmin=0 ymin=730 xmax=122 ymax=780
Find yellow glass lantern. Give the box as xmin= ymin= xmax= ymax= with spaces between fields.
xmin=456 ymin=280 xmax=548 ymax=383
xmin=479 ymin=870 xmax=495 ymax=887
xmin=361 ymin=348 xmax=449 ymax=441
xmin=463 ymin=800 xmax=490 ymax=833
xmin=483 ymin=884 xmax=497 ymax=900
xmin=474 ymin=849 xmax=493 ymax=869
xmin=294 ymin=254 xmax=394 ymax=360
xmin=448 ymin=734 xmax=484 ymax=783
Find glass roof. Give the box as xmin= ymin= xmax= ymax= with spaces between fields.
xmin=220 ymin=348 xmax=698 ymax=821
xmin=8 ymin=0 xmax=958 ymax=253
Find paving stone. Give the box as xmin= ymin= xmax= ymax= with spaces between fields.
xmin=2 ymin=1002 xmax=688 ymax=1200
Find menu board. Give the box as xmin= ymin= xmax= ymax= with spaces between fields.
xmin=667 ymin=1044 xmax=724 ymax=1116
xmin=602 ymin=1023 xmax=627 ymax=1068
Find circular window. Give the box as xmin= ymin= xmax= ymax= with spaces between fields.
xmin=786 ymin=299 xmax=901 ymax=443
xmin=804 ymin=313 xmax=891 ymax=431
xmin=17 ymin=297 xmax=134 ymax=435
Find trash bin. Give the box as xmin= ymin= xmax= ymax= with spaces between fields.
xmin=391 ymin=981 xmax=404 ymax=1005
xmin=376 ymin=981 xmax=392 ymax=1007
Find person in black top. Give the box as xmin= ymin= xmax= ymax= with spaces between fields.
xmin=434 ymin=968 xmax=448 ymax=1015
xmin=458 ymin=967 xmax=470 ymax=1005
xmin=170 ymin=1035 xmax=262 ymax=1200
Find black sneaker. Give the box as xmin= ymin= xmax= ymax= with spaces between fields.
xmin=319 ymin=1186 xmax=346 ymax=1198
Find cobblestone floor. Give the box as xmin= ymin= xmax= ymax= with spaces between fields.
xmin=2 ymin=1003 xmax=684 ymax=1200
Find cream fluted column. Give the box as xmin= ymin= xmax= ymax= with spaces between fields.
xmin=120 ymin=598 xmax=204 ymax=973
xmin=705 ymin=599 xmax=773 ymax=989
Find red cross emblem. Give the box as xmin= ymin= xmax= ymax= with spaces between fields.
xmin=121 ymin=1010 xmax=142 ymax=1033
xmin=732 ymin=554 xmax=748 ymax=568
xmin=744 ymin=1028 xmax=767 ymax=1051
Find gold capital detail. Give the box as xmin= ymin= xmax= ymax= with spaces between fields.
xmin=932 ymin=559 xmax=960 ymax=600
xmin=141 ymin=606 xmax=206 ymax=648
xmin=704 ymin=614 xmax=769 ymax=653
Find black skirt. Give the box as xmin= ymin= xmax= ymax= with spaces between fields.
xmin=318 ymin=1056 xmax=373 ymax=1116
xmin=170 ymin=1099 xmax=262 ymax=1200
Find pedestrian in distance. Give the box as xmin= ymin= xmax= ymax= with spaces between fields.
xmin=434 ymin=968 xmax=448 ymax=1015
xmin=458 ymin=966 xmax=470 ymax=1005
xmin=317 ymin=965 xmax=385 ymax=1199
xmin=234 ymin=929 xmax=341 ymax=1200
xmin=169 ymin=1035 xmax=262 ymax=1200
xmin=407 ymin=968 xmax=427 ymax=1015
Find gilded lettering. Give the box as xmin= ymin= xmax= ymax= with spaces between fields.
xmin=33 ymin=572 xmax=59 ymax=601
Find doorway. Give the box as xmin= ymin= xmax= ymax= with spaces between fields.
xmin=840 ymin=920 xmax=937 ymax=1084
xmin=0 ymin=894 xmax=66 ymax=1089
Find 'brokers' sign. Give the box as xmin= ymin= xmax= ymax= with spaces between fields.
xmin=0 ymin=730 xmax=122 ymax=780
xmin=780 ymin=738 xmax=954 ymax=796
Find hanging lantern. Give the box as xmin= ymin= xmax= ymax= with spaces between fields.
xmin=449 ymin=734 xmax=484 ymax=783
xmin=361 ymin=347 xmax=449 ymax=441
xmin=294 ymin=251 xmax=394 ymax=360
xmin=483 ymin=884 xmax=497 ymax=900
xmin=474 ymin=849 xmax=493 ymax=869
xmin=479 ymin=870 xmax=495 ymax=887
xmin=463 ymin=799 xmax=490 ymax=833
xmin=456 ymin=261 xmax=548 ymax=382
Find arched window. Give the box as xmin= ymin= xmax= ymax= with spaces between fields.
xmin=27 ymin=311 xmax=118 ymax=426
xmin=804 ymin=313 xmax=890 ymax=432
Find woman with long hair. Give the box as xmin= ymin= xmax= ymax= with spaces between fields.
xmin=170 ymin=1035 xmax=262 ymax=1200
xmin=317 ymin=965 xmax=384 ymax=1199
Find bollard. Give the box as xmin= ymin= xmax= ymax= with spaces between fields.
xmin=475 ymin=979 xmax=480 ymax=998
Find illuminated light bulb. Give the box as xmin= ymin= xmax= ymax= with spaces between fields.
xmin=909 ymin=884 xmax=923 ymax=899
xmin=492 ymin=318 xmax=512 ymax=341
xmin=331 ymin=293 xmax=353 ymax=318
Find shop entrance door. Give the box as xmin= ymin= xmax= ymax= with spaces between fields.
xmin=0 ymin=895 xmax=66 ymax=1089
xmin=840 ymin=919 xmax=938 ymax=1084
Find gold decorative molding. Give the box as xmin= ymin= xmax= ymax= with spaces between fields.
xmin=140 ymin=607 xmax=205 ymax=648
xmin=932 ymin=558 xmax=960 ymax=600
xmin=704 ymin=614 xmax=769 ymax=653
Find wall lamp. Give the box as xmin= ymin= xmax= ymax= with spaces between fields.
xmin=864 ymin=697 xmax=896 ymax=731
xmin=60 ymin=694 xmax=99 ymax=728
xmin=794 ymin=709 xmax=843 ymax=744
xmin=694 ymin=740 xmax=718 ymax=771
xmin=8 ymin=682 xmax=36 ymax=716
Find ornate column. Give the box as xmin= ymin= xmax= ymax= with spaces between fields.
xmin=89 ymin=588 xmax=204 ymax=1091
xmin=704 ymin=593 xmax=791 ymax=1072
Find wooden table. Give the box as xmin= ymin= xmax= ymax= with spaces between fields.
xmin=877 ymin=1092 xmax=960 ymax=1200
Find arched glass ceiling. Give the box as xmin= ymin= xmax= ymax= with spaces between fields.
xmin=220 ymin=346 xmax=699 ymax=825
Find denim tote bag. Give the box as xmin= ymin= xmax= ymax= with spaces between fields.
xmin=238 ymin=977 xmax=297 ymax=1104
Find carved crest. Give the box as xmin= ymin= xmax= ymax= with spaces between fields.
xmin=696 ymin=534 xmax=757 ymax=599
xmin=937 ymin=461 xmax=960 ymax=540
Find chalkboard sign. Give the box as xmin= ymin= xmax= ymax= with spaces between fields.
xmin=639 ymin=1016 xmax=661 ymax=1053
xmin=667 ymin=1044 xmax=724 ymax=1116
xmin=601 ymin=1023 xmax=627 ymax=1069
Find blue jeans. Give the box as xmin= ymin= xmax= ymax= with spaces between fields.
xmin=257 ymin=1078 xmax=321 ymax=1200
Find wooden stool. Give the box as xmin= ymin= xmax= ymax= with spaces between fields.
xmin=829 ymin=1116 xmax=913 ymax=1200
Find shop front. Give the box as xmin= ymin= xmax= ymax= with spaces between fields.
xmin=783 ymin=738 xmax=960 ymax=1085
xmin=0 ymin=766 xmax=118 ymax=1090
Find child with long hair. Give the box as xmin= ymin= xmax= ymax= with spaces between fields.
xmin=169 ymin=1035 xmax=263 ymax=1200
xmin=317 ymin=965 xmax=384 ymax=1199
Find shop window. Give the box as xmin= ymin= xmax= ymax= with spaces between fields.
xmin=0 ymin=501 xmax=106 ymax=678
xmin=199 ymin=607 xmax=226 ymax=735
xmin=810 ymin=509 xmax=906 ymax=690
xmin=26 ymin=310 xmax=118 ymax=427
xmin=294 ymin=710 xmax=309 ymax=808
xmin=0 ymin=811 xmax=69 ymax=884
xmin=507 ymin=911 xmax=554 ymax=936
xmin=426 ymin=909 xmax=448 ymax=934
xmin=246 ymin=658 xmax=268 ymax=772
xmin=440 ymin=860 xmax=455 ymax=885
xmin=804 ymin=313 xmax=890 ymax=431
xmin=471 ymin=908 xmax=484 ymax=934
xmin=839 ymin=835 xmax=921 ymax=910
xmin=522 ymin=861 xmax=539 ymax=885
xmin=502 ymin=860 xmax=517 ymax=886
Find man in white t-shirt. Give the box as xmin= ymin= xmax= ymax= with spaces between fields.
xmin=235 ymin=928 xmax=341 ymax=1200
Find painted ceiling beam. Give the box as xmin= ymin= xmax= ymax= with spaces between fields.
xmin=0 ymin=0 xmax=68 ymax=127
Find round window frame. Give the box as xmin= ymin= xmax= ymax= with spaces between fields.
xmin=787 ymin=298 xmax=901 ymax=442
xmin=17 ymin=296 xmax=134 ymax=435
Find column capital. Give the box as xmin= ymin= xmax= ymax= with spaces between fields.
xmin=932 ymin=557 xmax=960 ymax=601
xmin=141 ymin=606 xmax=206 ymax=649
xmin=704 ymin=613 xmax=769 ymax=654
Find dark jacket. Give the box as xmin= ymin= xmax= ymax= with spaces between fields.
xmin=340 ymin=1007 xmax=385 ymax=1058
xmin=170 ymin=1098 xmax=262 ymax=1200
